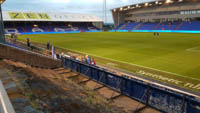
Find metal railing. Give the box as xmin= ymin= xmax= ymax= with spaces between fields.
xmin=0 ymin=80 xmax=15 ymax=113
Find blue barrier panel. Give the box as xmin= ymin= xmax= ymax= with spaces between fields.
xmin=62 ymin=58 xmax=200 ymax=113
xmin=106 ymin=73 xmax=122 ymax=91
xmin=64 ymin=58 xmax=72 ymax=68
xmin=121 ymin=78 xmax=132 ymax=96
xmin=86 ymin=30 xmax=103 ymax=32
xmin=80 ymin=64 xmax=88 ymax=75
xmin=20 ymin=31 xmax=81 ymax=35
xmin=91 ymin=67 xmax=99 ymax=81
xmin=80 ymin=64 xmax=92 ymax=77
xmin=70 ymin=61 xmax=77 ymax=71
xmin=116 ymin=30 xmax=129 ymax=32
xmin=130 ymin=30 xmax=200 ymax=34
xmin=186 ymin=98 xmax=200 ymax=113
xmin=98 ymin=70 xmax=107 ymax=84
xmin=130 ymin=81 xmax=147 ymax=103
xmin=109 ymin=30 xmax=116 ymax=32
xmin=149 ymin=87 xmax=185 ymax=113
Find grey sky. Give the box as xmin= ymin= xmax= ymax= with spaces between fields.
xmin=2 ymin=0 xmax=153 ymax=23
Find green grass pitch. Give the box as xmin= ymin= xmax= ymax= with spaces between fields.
xmin=18 ymin=32 xmax=200 ymax=92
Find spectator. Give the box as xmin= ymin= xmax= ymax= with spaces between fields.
xmin=91 ymin=58 xmax=96 ymax=66
xmin=13 ymin=34 xmax=17 ymax=44
xmin=47 ymin=41 xmax=50 ymax=50
xmin=88 ymin=56 xmax=91 ymax=64
xmin=26 ymin=38 xmax=30 ymax=47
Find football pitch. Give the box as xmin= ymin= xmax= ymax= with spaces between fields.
xmin=18 ymin=32 xmax=200 ymax=92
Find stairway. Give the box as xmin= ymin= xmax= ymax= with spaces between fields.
xmin=22 ymin=27 xmax=27 ymax=32
xmin=175 ymin=22 xmax=183 ymax=30
xmin=119 ymin=23 xmax=127 ymax=30
xmin=134 ymin=23 xmax=142 ymax=30
xmin=153 ymin=22 xmax=161 ymax=30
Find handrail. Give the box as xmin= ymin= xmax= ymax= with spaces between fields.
xmin=0 ymin=80 xmax=15 ymax=113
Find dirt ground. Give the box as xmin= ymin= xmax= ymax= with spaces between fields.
xmin=0 ymin=59 xmax=161 ymax=113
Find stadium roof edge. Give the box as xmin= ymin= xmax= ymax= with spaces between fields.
xmin=111 ymin=0 xmax=162 ymax=10
xmin=111 ymin=0 xmax=190 ymax=12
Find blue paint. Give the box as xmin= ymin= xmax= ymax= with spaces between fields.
xmin=62 ymin=57 xmax=200 ymax=113
xmin=20 ymin=31 xmax=81 ymax=35
xmin=86 ymin=30 xmax=103 ymax=32
xmin=111 ymin=30 xmax=200 ymax=33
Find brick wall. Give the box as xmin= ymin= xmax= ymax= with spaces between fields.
xmin=0 ymin=44 xmax=62 ymax=69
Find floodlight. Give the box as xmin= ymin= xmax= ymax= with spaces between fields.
xmin=155 ymin=1 xmax=159 ymax=4
xmin=145 ymin=3 xmax=148 ymax=6
xmin=33 ymin=24 xmax=38 ymax=27
xmin=131 ymin=7 xmax=135 ymax=9
xmin=0 ymin=0 xmax=5 ymax=4
xmin=166 ymin=0 xmax=173 ymax=4
xmin=178 ymin=0 xmax=183 ymax=2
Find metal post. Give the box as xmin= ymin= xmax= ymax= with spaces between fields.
xmin=103 ymin=0 xmax=107 ymax=24
xmin=0 ymin=4 xmax=5 ymax=43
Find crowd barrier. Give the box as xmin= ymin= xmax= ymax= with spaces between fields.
xmin=62 ymin=57 xmax=200 ymax=113
xmin=0 ymin=80 xmax=15 ymax=113
xmin=110 ymin=30 xmax=200 ymax=33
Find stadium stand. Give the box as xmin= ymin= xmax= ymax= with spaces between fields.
xmin=138 ymin=22 xmax=158 ymax=30
xmin=122 ymin=22 xmax=140 ymax=30
xmin=4 ymin=22 xmax=101 ymax=34
xmin=114 ymin=21 xmax=200 ymax=31
xmin=2 ymin=11 xmax=103 ymax=34
xmin=112 ymin=0 xmax=200 ymax=32
xmin=114 ymin=23 xmax=123 ymax=30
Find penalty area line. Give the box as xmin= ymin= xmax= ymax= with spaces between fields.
xmin=57 ymin=46 xmax=200 ymax=81
xmin=186 ymin=46 xmax=200 ymax=53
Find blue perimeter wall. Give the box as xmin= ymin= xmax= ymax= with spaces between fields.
xmin=62 ymin=57 xmax=200 ymax=113
xmin=110 ymin=30 xmax=200 ymax=33
xmin=16 ymin=30 xmax=103 ymax=35
xmin=12 ymin=30 xmax=200 ymax=35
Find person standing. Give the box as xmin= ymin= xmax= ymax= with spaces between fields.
xmin=87 ymin=56 xmax=91 ymax=64
xmin=157 ymin=32 xmax=160 ymax=38
xmin=26 ymin=38 xmax=30 ymax=47
xmin=92 ymin=58 xmax=96 ymax=66
xmin=47 ymin=41 xmax=50 ymax=50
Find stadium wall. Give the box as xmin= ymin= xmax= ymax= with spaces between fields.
xmin=62 ymin=57 xmax=200 ymax=113
xmin=112 ymin=1 xmax=200 ymax=26
xmin=0 ymin=43 xmax=62 ymax=68
xmin=109 ymin=30 xmax=200 ymax=33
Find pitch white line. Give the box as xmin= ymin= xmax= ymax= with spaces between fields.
xmin=186 ymin=46 xmax=200 ymax=52
xmin=57 ymin=46 xmax=200 ymax=81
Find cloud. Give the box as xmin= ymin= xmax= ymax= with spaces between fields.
xmin=2 ymin=0 xmax=152 ymax=23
